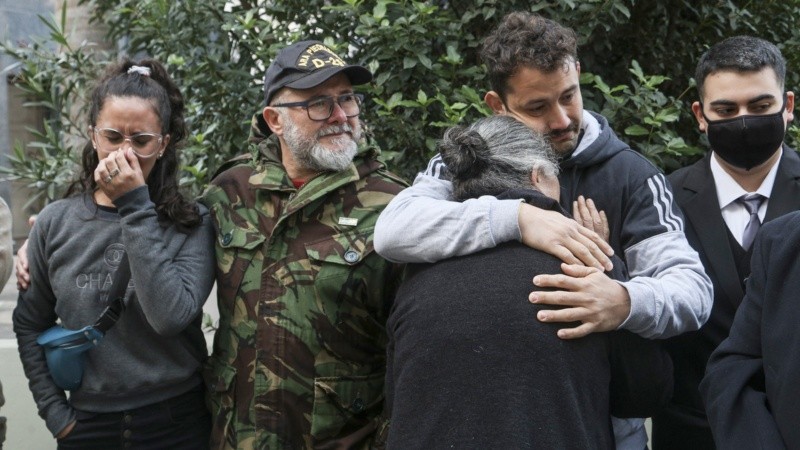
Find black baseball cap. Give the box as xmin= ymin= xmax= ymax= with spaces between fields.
xmin=263 ymin=40 xmax=373 ymax=105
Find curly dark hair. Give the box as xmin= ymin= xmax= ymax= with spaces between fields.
xmin=66 ymin=58 xmax=201 ymax=232
xmin=480 ymin=11 xmax=578 ymax=102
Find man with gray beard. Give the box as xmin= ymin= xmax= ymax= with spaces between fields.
xmin=200 ymin=40 xmax=407 ymax=448
xmin=277 ymin=102 xmax=359 ymax=173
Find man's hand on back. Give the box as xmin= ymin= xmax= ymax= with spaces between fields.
xmin=529 ymin=263 xmax=631 ymax=339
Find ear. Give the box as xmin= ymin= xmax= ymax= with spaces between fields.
xmin=575 ymin=60 xmax=581 ymax=75
xmin=484 ymin=91 xmax=506 ymax=115
xmin=89 ymin=126 xmax=98 ymax=150
xmin=160 ymin=134 xmax=171 ymax=155
xmin=263 ymin=106 xmax=284 ymax=135
xmin=785 ymin=91 xmax=795 ymax=123
xmin=529 ymin=166 xmax=540 ymax=188
xmin=691 ymin=101 xmax=707 ymax=132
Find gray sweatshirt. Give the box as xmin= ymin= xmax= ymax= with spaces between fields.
xmin=13 ymin=187 xmax=215 ymax=436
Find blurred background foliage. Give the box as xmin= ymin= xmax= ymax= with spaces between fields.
xmin=3 ymin=0 xmax=800 ymax=202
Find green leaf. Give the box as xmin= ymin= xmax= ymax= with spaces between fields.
xmin=625 ymin=125 xmax=650 ymax=136
xmin=418 ymin=54 xmax=432 ymax=69
xmin=613 ymin=3 xmax=631 ymax=18
xmin=374 ymin=1 xmax=387 ymax=20
xmin=386 ymin=92 xmax=403 ymax=110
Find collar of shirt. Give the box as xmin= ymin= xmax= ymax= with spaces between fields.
xmin=570 ymin=110 xmax=600 ymax=159
xmin=710 ymin=149 xmax=781 ymax=243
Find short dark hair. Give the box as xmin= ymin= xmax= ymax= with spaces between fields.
xmin=480 ymin=11 xmax=578 ymax=101
xmin=695 ymin=36 xmax=786 ymax=99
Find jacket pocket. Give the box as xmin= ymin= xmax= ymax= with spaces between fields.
xmin=305 ymin=227 xmax=375 ymax=280
xmin=311 ymin=372 xmax=384 ymax=442
xmin=211 ymin=207 xmax=265 ymax=312
xmin=204 ymin=357 xmax=237 ymax=449
xmin=304 ymin=228 xmax=387 ymax=345
xmin=304 ymin=228 xmax=377 ymax=310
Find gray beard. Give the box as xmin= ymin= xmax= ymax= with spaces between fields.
xmin=282 ymin=118 xmax=360 ymax=172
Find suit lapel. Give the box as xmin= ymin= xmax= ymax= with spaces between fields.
xmin=765 ymin=146 xmax=800 ymax=221
xmin=679 ymin=156 xmax=744 ymax=303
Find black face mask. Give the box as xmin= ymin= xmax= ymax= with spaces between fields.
xmin=702 ymin=99 xmax=786 ymax=170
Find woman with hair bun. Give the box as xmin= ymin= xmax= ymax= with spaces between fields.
xmin=439 ymin=115 xmax=561 ymax=203
xmin=384 ymin=115 xmax=672 ymax=449
xmin=13 ymin=58 xmax=214 ymax=449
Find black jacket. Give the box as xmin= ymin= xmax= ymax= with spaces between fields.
xmin=701 ymin=210 xmax=800 ymax=449
xmin=384 ymin=189 xmax=672 ymax=449
xmin=654 ymin=148 xmax=800 ymax=449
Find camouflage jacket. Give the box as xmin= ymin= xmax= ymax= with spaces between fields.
xmin=201 ymin=128 xmax=406 ymax=449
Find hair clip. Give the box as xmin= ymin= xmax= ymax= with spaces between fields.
xmin=127 ymin=65 xmax=151 ymax=76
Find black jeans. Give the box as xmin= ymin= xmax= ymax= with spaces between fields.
xmin=57 ymin=386 xmax=210 ymax=450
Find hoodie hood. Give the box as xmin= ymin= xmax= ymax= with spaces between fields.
xmin=555 ymin=110 xmax=638 ymax=215
xmin=560 ymin=110 xmax=630 ymax=170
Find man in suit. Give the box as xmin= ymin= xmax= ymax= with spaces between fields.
xmin=654 ymin=35 xmax=800 ymax=449
xmin=700 ymin=210 xmax=800 ymax=449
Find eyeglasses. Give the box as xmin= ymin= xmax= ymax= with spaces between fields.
xmin=272 ymin=93 xmax=364 ymax=121
xmin=92 ymin=127 xmax=163 ymax=158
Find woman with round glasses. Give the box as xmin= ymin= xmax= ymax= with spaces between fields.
xmin=13 ymin=58 xmax=214 ymax=449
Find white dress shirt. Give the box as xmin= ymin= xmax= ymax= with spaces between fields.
xmin=710 ymin=149 xmax=781 ymax=247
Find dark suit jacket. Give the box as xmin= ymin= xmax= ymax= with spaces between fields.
xmin=700 ymin=210 xmax=800 ymax=449
xmin=653 ymin=147 xmax=800 ymax=449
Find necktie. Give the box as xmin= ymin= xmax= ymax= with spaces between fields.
xmin=737 ymin=193 xmax=766 ymax=250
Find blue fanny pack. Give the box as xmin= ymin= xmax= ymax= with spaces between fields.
xmin=37 ymin=326 xmax=105 ymax=390
xmin=37 ymin=254 xmax=131 ymax=391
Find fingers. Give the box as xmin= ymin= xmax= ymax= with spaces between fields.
xmin=529 ymin=260 xmax=631 ymax=340
xmin=584 ymin=198 xmax=603 ymax=230
xmin=560 ymin=262 xmax=602 ymax=278
xmin=518 ymin=204 xmax=614 ymax=271
xmin=582 ymin=197 xmax=610 ymax=243
xmin=575 ymin=226 xmax=614 ymax=268
xmin=16 ymin=239 xmax=30 ymax=290
xmin=573 ymin=196 xmax=592 ymax=229
xmin=94 ymin=151 xmax=115 ymax=185
xmin=536 ymin=306 xmax=598 ymax=339
xmin=557 ymin=323 xmax=596 ymax=340
xmin=562 ymin=228 xmax=614 ymax=271
xmin=105 ymin=152 xmax=122 ymax=176
xmin=573 ymin=195 xmax=611 ymax=248
xmin=94 ymin=150 xmax=145 ymax=198
xmin=544 ymin=246 xmax=583 ymax=267
xmin=105 ymin=150 xmax=131 ymax=181
xmin=56 ymin=420 xmax=77 ymax=439
xmin=123 ymin=148 xmax=141 ymax=171
xmin=573 ymin=196 xmax=601 ymax=227
xmin=599 ymin=210 xmax=609 ymax=242
xmin=537 ymin=305 xmax=586 ymax=323
xmin=531 ymin=273 xmax=589 ymax=295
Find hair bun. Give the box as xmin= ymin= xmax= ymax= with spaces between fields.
xmin=440 ymin=127 xmax=490 ymax=179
